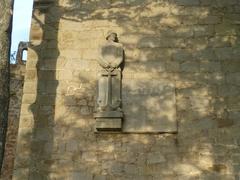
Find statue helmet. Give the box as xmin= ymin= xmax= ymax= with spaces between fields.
xmin=106 ymin=31 xmax=117 ymax=40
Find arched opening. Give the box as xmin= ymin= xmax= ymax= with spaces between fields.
xmin=16 ymin=41 xmax=28 ymax=64
xmin=22 ymin=49 xmax=28 ymax=61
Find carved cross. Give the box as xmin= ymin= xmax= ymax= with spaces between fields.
xmin=101 ymin=69 xmax=118 ymax=111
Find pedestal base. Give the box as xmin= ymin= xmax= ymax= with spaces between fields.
xmin=94 ymin=111 xmax=123 ymax=131
xmin=95 ymin=118 xmax=122 ymax=131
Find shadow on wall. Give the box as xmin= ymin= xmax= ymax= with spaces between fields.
xmin=13 ymin=1 xmax=60 ymax=179
xmin=15 ymin=0 xmax=240 ymax=179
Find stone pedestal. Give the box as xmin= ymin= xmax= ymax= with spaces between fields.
xmin=94 ymin=111 xmax=123 ymax=131
xmin=94 ymin=32 xmax=124 ymax=132
xmin=95 ymin=118 xmax=122 ymax=131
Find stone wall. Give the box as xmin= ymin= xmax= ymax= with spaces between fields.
xmin=13 ymin=0 xmax=240 ymax=179
xmin=1 ymin=64 xmax=25 ymax=180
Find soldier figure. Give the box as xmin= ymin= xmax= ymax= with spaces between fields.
xmin=96 ymin=32 xmax=123 ymax=113
xmin=94 ymin=31 xmax=124 ymax=131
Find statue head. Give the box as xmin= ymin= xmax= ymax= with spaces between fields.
xmin=106 ymin=31 xmax=118 ymax=42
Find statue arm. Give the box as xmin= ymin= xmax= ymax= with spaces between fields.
xmin=98 ymin=47 xmax=109 ymax=68
xmin=97 ymin=57 xmax=109 ymax=68
xmin=112 ymin=49 xmax=124 ymax=68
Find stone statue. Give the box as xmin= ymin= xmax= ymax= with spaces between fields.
xmin=94 ymin=32 xmax=124 ymax=131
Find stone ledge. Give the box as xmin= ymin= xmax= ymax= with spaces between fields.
xmin=95 ymin=118 xmax=122 ymax=132
xmin=34 ymin=0 xmax=54 ymax=9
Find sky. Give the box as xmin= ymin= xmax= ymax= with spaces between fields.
xmin=11 ymin=0 xmax=33 ymax=62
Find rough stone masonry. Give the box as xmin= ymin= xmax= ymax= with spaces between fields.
xmin=10 ymin=0 xmax=240 ymax=179
xmin=1 ymin=64 xmax=25 ymax=180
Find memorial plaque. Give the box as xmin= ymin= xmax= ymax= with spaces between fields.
xmin=94 ymin=31 xmax=177 ymax=133
xmin=122 ymin=79 xmax=177 ymax=133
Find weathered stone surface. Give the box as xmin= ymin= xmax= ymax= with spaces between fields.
xmin=95 ymin=118 xmax=122 ymax=131
xmin=175 ymin=0 xmax=200 ymax=6
xmin=199 ymin=16 xmax=222 ymax=25
xmin=147 ymin=152 xmax=166 ymax=164
xmin=94 ymin=175 xmax=107 ymax=180
xmin=9 ymin=1 xmax=240 ymax=180
xmin=69 ymin=171 xmax=93 ymax=180
xmin=122 ymin=79 xmax=177 ymax=132
xmin=1 ymin=64 xmax=25 ymax=179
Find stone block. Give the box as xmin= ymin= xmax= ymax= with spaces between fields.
xmin=110 ymin=162 xmax=124 ymax=175
xmin=30 ymin=25 xmax=43 ymax=40
xmin=39 ymin=80 xmax=59 ymax=94
xmin=20 ymin=104 xmax=33 ymax=115
xmin=218 ymin=85 xmax=240 ymax=97
xmin=176 ymin=6 xmax=208 ymax=16
xmin=95 ymin=118 xmax=122 ymax=131
xmin=175 ymin=0 xmax=200 ymax=6
xmin=182 ymin=16 xmax=198 ymax=25
xmin=233 ymin=47 xmax=240 ymax=59
xmin=180 ymin=61 xmax=199 ymax=72
xmin=137 ymin=48 xmax=172 ymax=62
xmin=132 ymin=175 xmax=153 ymax=180
xmin=68 ymin=171 xmax=93 ymax=180
xmin=66 ymin=140 xmax=78 ymax=152
xmin=82 ymin=152 xmax=97 ymax=162
xmin=186 ymin=37 xmax=208 ymax=49
xmin=217 ymin=118 xmax=234 ymax=128
xmin=137 ymin=36 xmax=184 ymax=48
xmin=166 ymin=61 xmax=180 ymax=72
xmin=23 ymin=82 xmax=37 ymax=94
xmin=215 ymin=24 xmax=239 ymax=35
xmin=194 ymin=49 xmax=216 ymax=61
xmin=38 ymin=70 xmax=56 ymax=80
xmin=19 ymin=115 xmax=34 ymax=128
xmin=12 ymin=168 xmax=29 ymax=180
xmin=193 ymin=25 xmax=215 ymax=37
xmin=216 ymin=0 xmax=238 ymax=6
xmin=33 ymin=128 xmax=53 ymax=141
xmin=42 ymin=49 xmax=59 ymax=59
xmin=57 ymin=70 xmax=73 ymax=80
xmin=22 ymin=94 xmax=37 ymax=104
xmin=227 ymin=96 xmax=240 ymax=110
xmin=229 ymin=111 xmax=240 ymax=125
xmin=226 ymin=73 xmax=240 ymax=85
xmin=159 ymin=16 xmax=182 ymax=27
xmin=224 ymin=14 xmax=240 ymax=25
xmin=215 ymin=47 xmax=233 ymax=60
xmin=94 ymin=175 xmax=107 ymax=180
xmin=209 ymin=36 xmax=232 ymax=48
xmin=80 ymin=106 xmax=91 ymax=115
xmin=13 ymin=154 xmax=31 ymax=169
xmin=200 ymin=0 xmax=213 ymax=5
xmin=199 ymin=16 xmax=222 ymax=25
xmin=25 ymin=70 xmax=37 ymax=81
xmin=173 ymin=163 xmax=201 ymax=175
xmin=172 ymin=49 xmax=193 ymax=62
xmin=200 ymin=61 xmax=221 ymax=72
xmin=44 ymin=30 xmax=58 ymax=40
xmin=147 ymin=152 xmax=166 ymax=164
xmin=168 ymin=26 xmax=194 ymax=37
xmin=82 ymin=49 xmax=100 ymax=60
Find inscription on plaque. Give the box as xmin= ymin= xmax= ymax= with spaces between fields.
xmin=122 ymin=79 xmax=177 ymax=133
